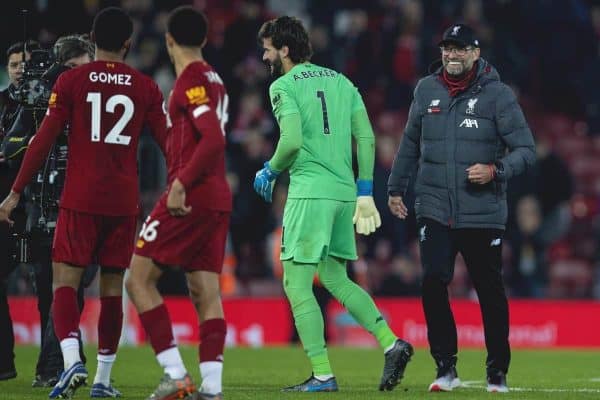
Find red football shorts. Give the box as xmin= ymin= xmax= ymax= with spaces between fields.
xmin=52 ymin=208 xmax=137 ymax=268
xmin=134 ymin=196 xmax=230 ymax=273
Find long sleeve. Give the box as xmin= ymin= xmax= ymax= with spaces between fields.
xmin=176 ymin=104 xmax=225 ymax=189
xmin=12 ymin=114 xmax=64 ymax=193
xmin=269 ymin=113 xmax=302 ymax=172
xmin=494 ymin=85 xmax=536 ymax=181
xmin=351 ymin=108 xmax=375 ymax=181
xmin=387 ymin=94 xmax=422 ymax=195
xmin=145 ymin=82 xmax=168 ymax=156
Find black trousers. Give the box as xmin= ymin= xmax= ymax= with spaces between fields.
xmin=417 ymin=218 xmax=510 ymax=374
xmin=0 ymin=277 xmax=15 ymax=373
xmin=0 ymin=167 xmax=15 ymax=372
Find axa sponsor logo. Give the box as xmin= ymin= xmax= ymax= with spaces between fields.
xmin=459 ymin=118 xmax=478 ymax=128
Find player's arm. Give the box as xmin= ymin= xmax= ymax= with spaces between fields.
xmin=165 ymin=79 xmax=227 ymax=217
xmin=349 ymin=86 xmax=380 ymax=235
xmin=352 ymin=108 xmax=375 ymax=181
xmin=11 ymin=115 xmax=65 ymax=194
xmin=268 ymin=113 xmax=302 ymax=172
xmin=11 ymin=73 xmax=73 ymax=195
xmin=254 ymin=80 xmax=300 ymax=202
xmin=176 ymin=97 xmax=225 ymax=190
xmin=145 ymin=80 xmax=168 ymax=155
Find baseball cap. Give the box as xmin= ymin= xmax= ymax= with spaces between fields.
xmin=438 ymin=24 xmax=480 ymax=48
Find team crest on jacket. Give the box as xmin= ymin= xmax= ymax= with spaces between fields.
xmin=466 ymin=98 xmax=478 ymax=115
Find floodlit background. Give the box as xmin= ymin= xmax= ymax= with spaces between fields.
xmin=2 ymin=1 xmax=600 ymax=398
xmin=1 ymin=0 xmax=600 ymax=347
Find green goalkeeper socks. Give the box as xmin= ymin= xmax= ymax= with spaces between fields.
xmin=318 ymin=256 xmax=397 ymax=350
xmin=281 ymin=256 xmax=398 ymax=377
xmin=282 ymin=260 xmax=333 ymax=376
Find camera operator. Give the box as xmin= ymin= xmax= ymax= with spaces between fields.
xmin=0 ymin=40 xmax=39 ymax=381
xmin=27 ymin=34 xmax=97 ymax=388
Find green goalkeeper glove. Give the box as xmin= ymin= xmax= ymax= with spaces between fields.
xmin=353 ymin=180 xmax=382 ymax=235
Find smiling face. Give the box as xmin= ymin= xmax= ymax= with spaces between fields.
xmin=441 ymin=44 xmax=480 ymax=76
xmin=261 ymin=37 xmax=285 ymax=77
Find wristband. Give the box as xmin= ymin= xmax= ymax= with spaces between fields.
xmin=356 ymin=179 xmax=373 ymax=196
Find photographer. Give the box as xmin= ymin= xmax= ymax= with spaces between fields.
xmin=26 ymin=34 xmax=96 ymax=387
xmin=0 ymin=40 xmax=38 ymax=381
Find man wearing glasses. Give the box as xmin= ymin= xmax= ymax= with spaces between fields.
xmin=387 ymin=24 xmax=535 ymax=393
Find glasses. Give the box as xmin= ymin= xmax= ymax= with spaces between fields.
xmin=439 ymin=46 xmax=474 ymax=56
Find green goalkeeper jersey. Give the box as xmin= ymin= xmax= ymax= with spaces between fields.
xmin=269 ymin=63 xmax=366 ymax=201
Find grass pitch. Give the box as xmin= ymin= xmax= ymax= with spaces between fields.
xmin=2 ymin=345 xmax=600 ymax=399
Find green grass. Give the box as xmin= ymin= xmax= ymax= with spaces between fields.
xmin=2 ymin=345 xmax=600 ymax=399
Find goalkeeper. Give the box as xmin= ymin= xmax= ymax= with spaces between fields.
xmin=254 ymin=16 xmax=413 ymax=393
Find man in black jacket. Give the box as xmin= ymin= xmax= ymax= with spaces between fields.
xmin=387 ymin=24 xmax=535 ymax=393
xmin=0 ymin=40 xmax=38 ymax=381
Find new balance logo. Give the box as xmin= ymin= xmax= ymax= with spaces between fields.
xmin=490 ymin=238 xmax=501 ymax=246
xmin=459 ymin=118 xmax=478 ymax=128
xmin=419 ymin=225 xmax=427 ymax=242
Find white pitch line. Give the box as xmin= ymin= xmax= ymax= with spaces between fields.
xmin=461 ymin=380 xmax=600 ymax=393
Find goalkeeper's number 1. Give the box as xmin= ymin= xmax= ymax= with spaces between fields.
xmin=316 ymin=90 xmax=330 ymax=135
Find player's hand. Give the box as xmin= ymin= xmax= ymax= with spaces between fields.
xmin=0 ymin=191 xmax=21 ymax=226
xmin=167 ymin=178 xmax=192 ymax=217
xmin=253 ymin=161 xmax=280 ymax=203
xmin=388 ymin=195 xmax=408 ymax=219
xmin=353 ymin=196 xmax=382 ymax=235
xmin=467 ymin=163 xmax=495 ymax=185
xmin=353 ymin=180 xmax=381 ymax=235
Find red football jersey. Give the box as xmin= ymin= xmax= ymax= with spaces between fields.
xmin=13 ymin=61 xmax=167 ymax=216
xmin=166 ymin=61 xmax=231 ymax=211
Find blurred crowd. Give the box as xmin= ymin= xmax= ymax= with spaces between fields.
xmin=2 ymin=0 xmax=600 ymax=300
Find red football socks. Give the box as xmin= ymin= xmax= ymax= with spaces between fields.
xmin=199 ymin=318 xmax=227 ymax=362
xmin=98 ymin=296 xmax=123 ymax=355
xmin=52 ymin=286 xmax=80 ymax=341
xmin=139 ymin=303 xmax=176 ymax=354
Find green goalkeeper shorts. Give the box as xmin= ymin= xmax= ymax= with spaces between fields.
xmin=281 ymin=198 xmax=357 ymax=263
